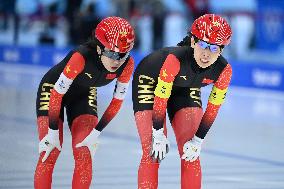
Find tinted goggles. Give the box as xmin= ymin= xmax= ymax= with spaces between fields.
xmin=102 ymin=49 xmax=129 ymax=61
xmin=197 ymin=40 xmax=220 ymax=53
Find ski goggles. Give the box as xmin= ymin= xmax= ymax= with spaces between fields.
xmin=197 ymin=40 xmax=220 ymax=53
xmin=102 ymin=49 xmax=130 ymax=61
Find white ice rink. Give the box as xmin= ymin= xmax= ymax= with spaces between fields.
xmin=0 ymin=64 xmax=284 ymax=189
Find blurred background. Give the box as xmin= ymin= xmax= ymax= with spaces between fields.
xmin=1 ymin=0 xmax=284 ymax=88
xmin=0 ymin=0 xmax=284 ymax=188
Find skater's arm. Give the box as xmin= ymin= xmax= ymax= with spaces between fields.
xmin=49 ymin=52 xmax=85 ymax=130
xmin=39 ymin=52 xmax=85 ymax=162
xmin=195 ymin=64 xmax=232 ymax=139
xmin=95 ymin=57 xmax=135 ymax=131
xmin=152 ymin=54 xmax=180 ymax=130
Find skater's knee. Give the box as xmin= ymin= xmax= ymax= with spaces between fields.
xmin=73 ymin=145 xmax=92 ymax=165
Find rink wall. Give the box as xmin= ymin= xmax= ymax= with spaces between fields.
xmin=0 ymin=45 xmax=283 ymax=91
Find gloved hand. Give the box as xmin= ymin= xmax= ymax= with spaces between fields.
xmin=76 ymin=129 xmax=101 ymax=162
xmin=182 ymin=135 xmax=204 ymax=162
xmin=151 ymin=128 xmax=170 ymax=162
xmin=39 ymin=128 xmax=62 ymax=162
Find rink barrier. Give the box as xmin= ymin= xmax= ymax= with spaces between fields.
xmin=0 ymin=45 xmax=283 ymax=91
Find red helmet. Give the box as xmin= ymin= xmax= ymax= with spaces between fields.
xmin=94 ymin=16 xmax=135 ymax=53
xmin=191 ymin=14 xmax=232 ymax=46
